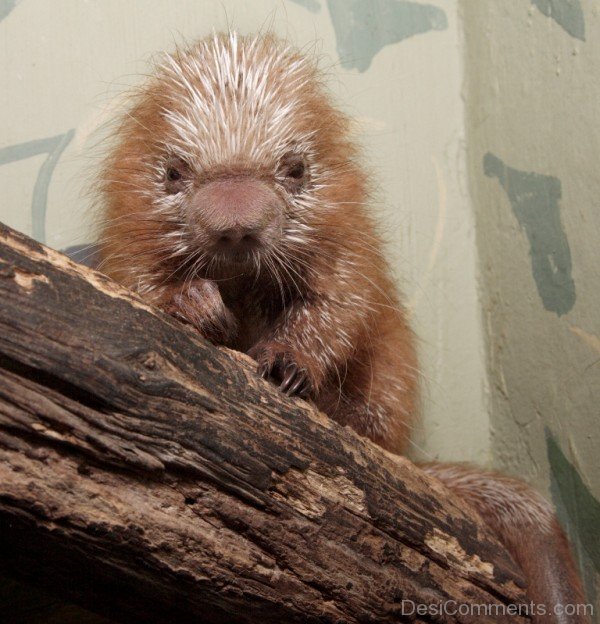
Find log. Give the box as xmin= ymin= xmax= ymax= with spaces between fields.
xmin=0 ymin=222 xmax=530 ymax=623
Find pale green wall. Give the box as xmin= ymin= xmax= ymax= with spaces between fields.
xmin=462 ymin=0 xmax=600 ymax=612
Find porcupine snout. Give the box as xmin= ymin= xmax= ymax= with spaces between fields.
xmin=190 ymin=176 xmax=283 ymax=261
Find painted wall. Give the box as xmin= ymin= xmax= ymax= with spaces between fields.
xmin=462 ymin=0 xmax=600 ymax=613
xmin=1 ymin=0 xmax=598 ymax=616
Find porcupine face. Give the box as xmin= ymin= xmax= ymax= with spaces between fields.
xmin=101 ymin=33 xmax=364 ymax=292
xmin=142 ymin=33 xmax=351 ymax=275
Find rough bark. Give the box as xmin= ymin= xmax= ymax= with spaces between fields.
xmin=0 ymin=222 xmax=530 ymax=623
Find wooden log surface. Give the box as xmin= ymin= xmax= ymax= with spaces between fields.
xmin=0 ymin=222 xmax=530 ymax=623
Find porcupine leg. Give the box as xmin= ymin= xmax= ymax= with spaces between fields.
xmin=158 ymin=279 xmax=238 ymax=346
xmin=422 ymin=463 xmax=589 ymax=624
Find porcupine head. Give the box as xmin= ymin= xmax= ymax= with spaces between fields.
xmin=98 ymin=32 xmax=370 ymax=335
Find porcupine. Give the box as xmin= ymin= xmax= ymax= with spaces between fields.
xmin=97 ymin=33 xmax=588 ymax=622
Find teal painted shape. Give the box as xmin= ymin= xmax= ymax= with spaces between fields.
xmin=0 ymin=130 xmax=75 ymax=243
xmin=484 ymin=153 xmax=576 ymax=316
xmin=532 ymin=0 xmax=585 ymax=41
xmin=289 ymin=0 xmax=321 ymax=13
xmin=0 ymin=0 xmax=20 ymax=22
xmin=327 ymin=0 xmax=447 ymax=72
xmin=546 ymin=429 xmax=600 ymax=572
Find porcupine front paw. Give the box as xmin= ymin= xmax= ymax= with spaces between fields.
xmin=163 ymin=280 xmax=238 ymax=345
xmin=249 ymin=341 xmax=315 ymax=398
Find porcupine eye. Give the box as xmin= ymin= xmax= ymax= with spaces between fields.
xmin=164 ymin=156 xmax=190 ymax=195
xmin=279 ymin=152 xmax=308 ymax=194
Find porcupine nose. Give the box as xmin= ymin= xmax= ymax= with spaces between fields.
xmin=191 ymin=176 xmax=281 ymax=256
xmin=216 ymin=226 xmax=259 ymax=250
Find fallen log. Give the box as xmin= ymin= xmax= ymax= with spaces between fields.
xmin=0 ymin=222 xmax=530 ymax=623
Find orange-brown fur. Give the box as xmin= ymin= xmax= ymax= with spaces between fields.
xmin=97 ymin=33 xmax=588 ymax=623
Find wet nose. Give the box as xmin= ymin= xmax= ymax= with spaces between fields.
xmin=189 ymin=177 xmax=281 ymax=252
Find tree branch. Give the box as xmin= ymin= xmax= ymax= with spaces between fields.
xmin=0 ymin=223 xmax=529 ymax=623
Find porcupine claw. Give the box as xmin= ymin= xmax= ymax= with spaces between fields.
xmin=280 ymin=363 xmax=309 ymax=397
xmin=258 ymin=361 xmax=271 ymax=379
xmin=250 ymin=343 xmax=312 ymax=398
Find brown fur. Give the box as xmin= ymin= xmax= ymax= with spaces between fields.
xmin=97 ymin=33 xmax=588 ymax=622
